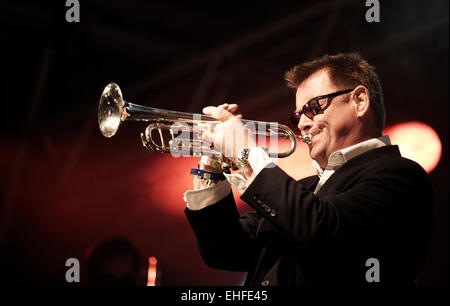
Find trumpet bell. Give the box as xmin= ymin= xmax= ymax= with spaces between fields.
xmin=98 ymin=82 xmax=124 ymax=138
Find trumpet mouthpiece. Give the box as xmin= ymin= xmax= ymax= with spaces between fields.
xmin=299 ymin=134 xmax=312 ymax=144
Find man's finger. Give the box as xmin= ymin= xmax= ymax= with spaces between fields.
xmin=202 ymin=106 xmax=233 ymax=121
xmin=202 ymin=106 xmax=216 ymax=116
xmin=227 ymin=104 xmax=238 ymax=113
xmin=201 ymin=130 xmax=214 ymax=142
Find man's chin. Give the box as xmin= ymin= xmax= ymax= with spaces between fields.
xmin=309 ymin=149 xmax=318 ymax=161
xmin=309 ymin=146 xmax=324 ymax=163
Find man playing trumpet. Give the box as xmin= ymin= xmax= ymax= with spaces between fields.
xmin=183 ymin=53 xmax=433 ymax=286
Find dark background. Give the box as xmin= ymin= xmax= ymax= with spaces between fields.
xmin=1 ymin=0 xmax=448 ymax=285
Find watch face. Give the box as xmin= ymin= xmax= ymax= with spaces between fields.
xmin=237 ymin=148 xmax=250 ymax=168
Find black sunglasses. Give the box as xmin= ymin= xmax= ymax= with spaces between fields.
xmin=290 ymin=89 xmax=354 ymax=130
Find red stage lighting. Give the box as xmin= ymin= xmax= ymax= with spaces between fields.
xmin=383 ymin=122 xmax=442 ymax=173
xmin=147 ymin=256 xmax=158 ymax=286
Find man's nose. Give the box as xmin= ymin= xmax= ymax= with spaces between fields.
xmin=299 ymin=114 xmax=314 ymax=134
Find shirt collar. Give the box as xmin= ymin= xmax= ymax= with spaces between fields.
xmin=312 ymin=135 xmax=391 ymax=177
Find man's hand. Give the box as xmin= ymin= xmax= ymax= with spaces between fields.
xmin=201 ymin=103 xmax=256 ymax=165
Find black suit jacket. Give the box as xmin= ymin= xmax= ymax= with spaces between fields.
xmin=185 ymin=145 xmax=434 ymax=285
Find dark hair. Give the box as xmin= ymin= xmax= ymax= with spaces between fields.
xmin=284 ymin=53 xmax=385 ymax=133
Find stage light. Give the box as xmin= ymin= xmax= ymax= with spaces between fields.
xmin=147 ymin=256 xmax=158 ymax=286
xmin=383 ymin=122 xmax=442 ymax=173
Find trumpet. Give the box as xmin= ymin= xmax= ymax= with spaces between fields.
xmin=98 ymin=83 xmax=311 ymax=167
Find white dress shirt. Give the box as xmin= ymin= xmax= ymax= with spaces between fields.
xmin=184 ymin=136 xmax=391 ymax=210
xmin=311 ymin=135 xmax=391 ymax=194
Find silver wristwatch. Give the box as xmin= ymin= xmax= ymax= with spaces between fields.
xmin=236 ymin=148 xmax=250 ymax=169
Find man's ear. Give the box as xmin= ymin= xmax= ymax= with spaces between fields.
xmin=352 ymin=85 xmax=371 ymax=118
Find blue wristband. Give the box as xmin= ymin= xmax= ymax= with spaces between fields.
xmin=190 ymin=168 xmax=226 ymax=181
